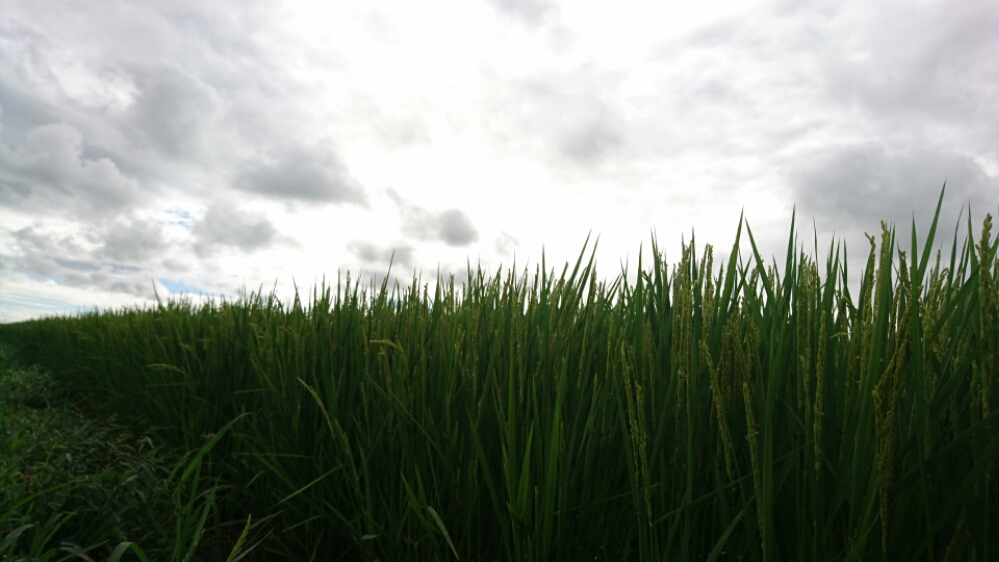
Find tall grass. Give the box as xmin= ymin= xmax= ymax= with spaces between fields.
xmin=2 ymin=186 xmax=997 ymax=561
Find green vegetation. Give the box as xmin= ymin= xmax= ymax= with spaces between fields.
xmin=0 ymin=346 xmax=264 ymax=561
xmin=2 ymin=186 xmax=997 ymax=561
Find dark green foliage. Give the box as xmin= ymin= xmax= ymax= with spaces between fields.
xmin=2 ymin=186 xmax=996 ymax=561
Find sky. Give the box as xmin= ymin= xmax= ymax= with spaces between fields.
xmin=1 ymin=0 xmax=997 ymax=322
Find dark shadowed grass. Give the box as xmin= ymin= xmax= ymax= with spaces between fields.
xmin=0 ymin=345 xmax=266 ymax=561
xmin=1 ymin=185 xmax=996 ymax=561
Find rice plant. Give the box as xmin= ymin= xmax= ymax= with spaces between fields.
xmin=1 ymin=185 xmax=996 ymax=561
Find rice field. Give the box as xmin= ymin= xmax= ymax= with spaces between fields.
xmin=1 ymin=188 xmax=997 ymax=561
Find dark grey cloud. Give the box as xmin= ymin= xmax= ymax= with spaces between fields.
xmin=53 ymin=257 xmax=100 ymax=272
xmin=347 ymin=240 xmax=416 ymax=270
xmin=387 ymin=189 xmax=479 ymax=247
xmin=344 ymin=248 xmax=479 ymax=306
xmin=636 ymin=1 xmax=999 ymax=167
xmin=0 ymin=22 xmax=173 ymax=191
xmin=98 ymin=218 xmax=167 ymax=263
xmin=1 ymin=1 xmax=350 ymax=317
xmin=161 ymin=258 xmax=191 ymax=274
xmin=192 ymin=202 xmax=280 ymax=257
xmin=2 ymin=3 xmax=338 ymax=190
xmin=0 ymin=20 xmax=58 ymax=136
xmin=344 ymin=240 xmax=424 ymax=297
xmin=0 ymin=81 xmax=59 ymax=149
xmin=9 ymin=225 xmax=157 ymax=299
xmin=77 ymin=143 xmax=150 ymax=183
xmin=438 ymin=209 xmax=479 ymax=246
xmin=14 ymin=226 xmax=87 ymax=263
xmin=820 ymin=2 xmax=999 ymax=140
xmin=234 ymin=144 xmax=368 ymax=205
xmin=0 ymin=122 xmax=143 ymax=219
xmin=786 ymin=142 xmax=998 ymax=239
xmin=124 ymin=63 xmax=220 ymax=159
xmin=4 ymin=217 xmax=167 ymax=298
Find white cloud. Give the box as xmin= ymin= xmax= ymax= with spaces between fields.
xmin=233 ymin=143 xmax=369 ymax=205
xmin=123 ymin=63 xmax=221 ymax=159
xmin=99 ymin=217 xmax=168 ymax=263
xmin=192 ymin=201 xmax=282 ymax=257
xmin=0 ymin=123 xmax=144 ymax=219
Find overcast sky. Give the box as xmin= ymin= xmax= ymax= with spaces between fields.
xmin=1 ymin=0 xmax=997 ymax=322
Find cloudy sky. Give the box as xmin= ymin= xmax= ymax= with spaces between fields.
xmin=1 ymin=0 xmax=996 ymax=322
